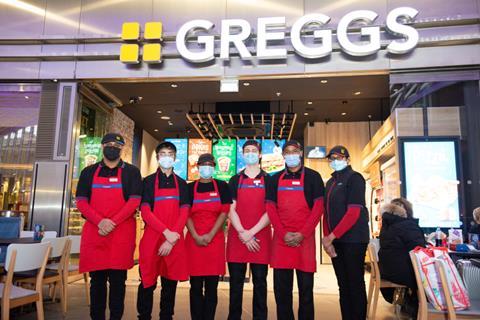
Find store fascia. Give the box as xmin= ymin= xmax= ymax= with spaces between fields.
xmin=174 ymin=7 xmax=419 ymax=63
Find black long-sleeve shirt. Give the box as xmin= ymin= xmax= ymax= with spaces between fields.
xmin=141 ymin=169 xmax=190 ymax=210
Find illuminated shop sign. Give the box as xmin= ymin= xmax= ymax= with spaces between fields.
xmin=121 ymin=7 xmax=418 ymax=64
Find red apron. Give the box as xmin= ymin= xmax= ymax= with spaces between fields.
xmin=79 ymin=166 xmax=136 ymax=273
xmin=226 ymin=175 xmax=271 ymax=264
xmin=185 ymin=180 xmax=226 ymax=276
xmin=270 ymin=170 xmax=317 ymax=273
xmin=139 ymin=173 xmax=188 ymax=287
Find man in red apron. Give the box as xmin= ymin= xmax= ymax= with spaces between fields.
xmin=137 ymin=141 xmax=190 ymax=320
xmin=76 ymin=133 xmax=142 ymax=320
xmin=185 ymin=153 xmax=232 ymax=320
xmin=227 ymin=140 xmax=271 ymax=320
xmin=266 ymin=140 xmax=325 ymax=320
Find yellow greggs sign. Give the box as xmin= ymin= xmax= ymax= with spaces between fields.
xmin=120 ymin=22 xmax=163 ymax=63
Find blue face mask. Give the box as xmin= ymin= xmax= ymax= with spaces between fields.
xmin=158 ymin=156 xmax=175 ymax=169
xmin=284 ymin=154 xmax=301 ymax=168
xmin=199 ymin=165 xmax=214 ymax=179
xmin=243 ymin=152 xmax=259 ymax=165
xmin=329 ymin=159 xmax=348 ymax=171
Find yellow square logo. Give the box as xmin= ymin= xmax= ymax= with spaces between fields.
xmin=143 ymin=43 xmax=162 ymax=63
xmin=120 ymin=44 xmax=139 ymax=63
xmin=121 ymin=22 xmax=140 ymax=40
xmin=144 ymin=22 xmax=163 ymax=40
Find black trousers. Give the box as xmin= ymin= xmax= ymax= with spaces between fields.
xmin=273 ymin=269 xmax=314 ymax=320
xmin=331 ymin=242 xmax=368 ymax=320
xmin=228 ymin=262 xmax=268 ymax=320
xmin=189 ymin=276 xmax=219 ymax=320
xmin=137 ymin=277 xmax=178 ymax=320
xmin=90 ymin=269 xmax=127 ymax=320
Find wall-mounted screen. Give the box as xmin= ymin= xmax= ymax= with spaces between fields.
xmin=212 ymin=139 xmax=236 ymax=181
xmin=188 ymin=139 xmax=212 ymax=181
xmin=305 ymin=146 xmax=327 ymax=159
xmin=261 ymin=140 xmax=285 ymax=175
xmin=165 ymin=138 xmax=188 ymax=180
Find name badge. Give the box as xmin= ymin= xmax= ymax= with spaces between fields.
xmin=210 ymin=193 xmax=218 ymax=197
xmin=253 ymin=180 xmax=261 ymax=185
xmin=109 ymin=177 xmax=118 ymax=183
xmin=292 ymin=181 xmax=300 ymax=186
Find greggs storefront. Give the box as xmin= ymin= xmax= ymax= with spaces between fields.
xmin=0 ymin=0 xmax=479 ymax=262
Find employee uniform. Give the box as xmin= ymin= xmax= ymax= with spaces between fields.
xmin=266 ymin=166 xmax=325 ymax=320
xmin=227 ymin=170 xmax=272 ymax=320
xmin=137 ymin=169 xmax=190 ymax=320
xmin=186 ymin=179 xmax=232 ymax=320
xmin=324 ymin=165 xmax=369 ymax=320
xmin=76 ymin=160 xmax=142 ymax=320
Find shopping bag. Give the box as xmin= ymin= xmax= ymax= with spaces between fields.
xmin=412 ymin=246 xmax=470 ymax=311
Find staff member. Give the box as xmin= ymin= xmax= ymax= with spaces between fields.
xmin=227 ymin=140 xmax=271 ymax=320
xmin=266 ymin=140 xmax=325 ymax=320
xmin=322 ymin=145 xmax=369 ymax=320
xmin=137 ymin=141 xmax=190 ymax=320
xmin=186 ymin=153 xmax=232 ymax=320
xmin=76 ymin=133 xmax=142 ymax=320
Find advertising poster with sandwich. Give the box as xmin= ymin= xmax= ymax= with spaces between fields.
xmin=261 ymin=140 xmax=285 ymax=175
xmin=403 ymin=140 xmax=461 ymax=228
xmin=79 ymin=137 xmax=103 ymax=173
xmin=188 ymin=139 xmax=212 ymax=181
xmin=165 ymin=138 xmax=188 ymax=180
xmin=213 ymin=139 xmax=236 ymax=181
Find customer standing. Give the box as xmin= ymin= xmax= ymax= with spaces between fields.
xmin=266 ymin=140 xmax=325 ymax=320
xmin=137 ymin=141 xmax=190 ymax=320
xmin=186 ymin=153 xmax=232 ymax=320
xmin=322 ymin=145 xmax=369 ymax=320
xmin=227 ymin=140 xmax=271 ymax=320
xmin=76 ymin=133 xmax=142 ymax=320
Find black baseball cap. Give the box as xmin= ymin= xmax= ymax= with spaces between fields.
xmin=242 ymin=140 xmax=261 ymax=152
xmin=101 ymin=133 xmax=125 ymax=145
xmin=197 ymin=153 xmax=215 ymax=165
xmin=282 ymin=140 xmax=303 ymax=152
xmin=327 ymin=145 xmax=350 ymax=159
xmin=155 ymin=141 xmax=177 ymax=154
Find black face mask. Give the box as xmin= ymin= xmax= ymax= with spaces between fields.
xmin=103 ymin=146 xmax=121 ymax=161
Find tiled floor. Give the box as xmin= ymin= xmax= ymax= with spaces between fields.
xmin=15 ymin=265 xmax=405 ymax=319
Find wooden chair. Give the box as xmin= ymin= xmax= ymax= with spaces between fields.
xmin=64 ymin=235 xmax=90 ymax=306
xmin=16 ymin=237 xmax=71 ymax=315
xmin=435 ymin=259 xmax=480 ymax=320
xmin=0 ymin=242 xmax=51 ymax=320
xmin=366 ymin=241 xmax=407 ymax=319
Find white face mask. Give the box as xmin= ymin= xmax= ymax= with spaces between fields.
xmin=158 ymin=156 xmax=175 ymax=169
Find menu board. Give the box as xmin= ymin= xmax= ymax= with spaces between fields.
xmin=188 ymin=139 xmax=212 ymax=181
xmin=213 ymin=139 xmax=236 ymax=181
xmin=261 ymin=140 xmax=285 ymax=175
xmin=236 ymin=139 xmax=261 ymax=173
xmin=403 ymin=140 xmax=461 ymax=228
xmin=165 ymin=138 xmax=188 ymax=180
xmin=79 ymin=137 xmax=103 ymax=172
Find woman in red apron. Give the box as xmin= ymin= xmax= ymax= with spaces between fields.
xmin=137 ymin=141 xmax=190 ymax=320
xmin=226 ymin=140 xmax=271 ymax=320
xmin=77 ymin=133 xmax=142 ymax=320
xmin=185 ymin=153 xmax=232 ymax=320
xmin=265 ymin=140 xmax=325 ymax=320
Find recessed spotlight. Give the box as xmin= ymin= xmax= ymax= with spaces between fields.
xmin=161 ymin=116 xmax=171 ymax=120
xmin=52 ymin=79 xmax=58 ymax=83
xmin=24 ymin=96 xmax=29 ymax=99
xmin=168 ymin=122 xmax=173 ymax=126
xmin=171 ymin=84 xmax=178 ymax=88
xmin=276 ymin=92 xmax=281 ymax=97
xmin=307 ymin=101 xmax=313 ymax=105
xmin=354 ymin=91 xmax=361 ymax=95
xmin=304 ymin=112 xmax=309 ymax=116
xmin=368 ymin=114 xmax=372 ymax=119
xmin=138 ymin=96 xmax=143 ymax=101
xmin=156 ymin=110 xmax=162 ymax=114
xmin=243 ymin=82 xmax=250 ymax=86
xmin=321 ymin=79 xmax=328 ymax=84
xmin=341 ymin=112 xmax=347 ymax=116
xmin=154 ymin=129 xmax=159 ymax=132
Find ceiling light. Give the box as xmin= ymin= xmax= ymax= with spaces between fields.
xmin=168 ymin=122 xmax=173 ymax=126
xmin=304 ymin=112 xmax=309 ymax=116
xmin=156 ymin=110 xmax=162 ymax=114
xmin=154 ymin=129 xmax=159 ymax=132
xmin=321 ymin=79 xmax=328 ymax=84
xmin=354 ymin=91 xmax=361 ymax=95
xmin=161 ymin=116 xmax=171 ymax=120
xmin=307 ymin=101 xmax=313 ymax=105
xmin=171 ymin=83 xmax=178 ymax=88
xmin=341 ymin=112 xmax=347 ymax=116
xmin=52 ymin=79 xmax=58 ymax=83
xmin=24 ymin=95 xmax=29 ymax=99
xmin=243 ymin=82 xmax=250 ymax=86
xmin=276 ymin=92 xmax=281 ymax=97
xmin=220 ymin=78 xmax=239 ymax=93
